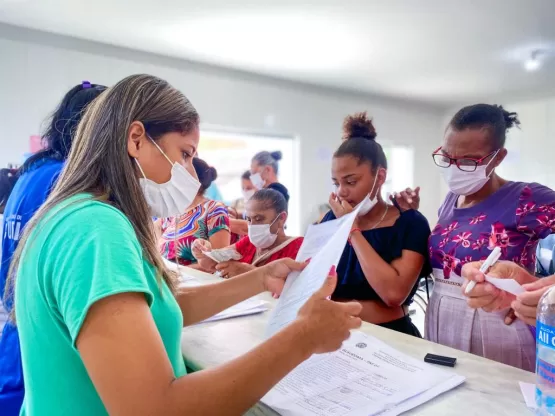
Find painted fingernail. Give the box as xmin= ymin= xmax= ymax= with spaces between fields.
xmin=329 ymin=265 xmax=337 ymax=277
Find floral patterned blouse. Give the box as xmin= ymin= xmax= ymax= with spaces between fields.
xmin=159 ymin=200 xmax=230 ymax=265
xmin=429 ymin=182 xmax=555 ymax=277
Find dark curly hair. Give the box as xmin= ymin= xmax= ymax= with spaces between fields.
xmin=334 ymin=111 xmax=387 ymax=171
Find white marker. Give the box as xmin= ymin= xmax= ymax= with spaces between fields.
xmin=465 ymin=246 xmax=502 ymax=295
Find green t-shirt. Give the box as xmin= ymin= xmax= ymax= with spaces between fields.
xmin=15 ymin=194 xmax=186 ymax=415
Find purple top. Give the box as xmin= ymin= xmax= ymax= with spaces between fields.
xmin=430 ymin=182 xmax=555 ymax=277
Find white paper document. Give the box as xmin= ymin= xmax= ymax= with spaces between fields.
xmin=485 ymin=275 xmax=525 ymax=296
xmin=262 ymin=332 xmax=465 ymax=416
xmin=204 ymin=247 xmax=242 ymax=263
xmin=200 ymin=299 xmax=269 ymax=324
xmin=266 ymin=208 xmax=360 ymax=337
xmin=519 ymin=381 xmax=537 ymax=410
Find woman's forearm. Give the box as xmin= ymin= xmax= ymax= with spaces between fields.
xmin=230 ymin=218 xmax=248 ymax=235
xmin=350 ymin=232 xmax=403 ymax=302
xmin=165 ymin=321 xmax=312 ymax=416
xmin=177 ymin=268 xmax=264 ymax=325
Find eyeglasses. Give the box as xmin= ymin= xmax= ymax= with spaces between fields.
xmin=432 ymin=147 xmax=498 ymax=172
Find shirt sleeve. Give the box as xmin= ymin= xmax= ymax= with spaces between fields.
xmin=206 ymin=202 xmax=230 ymax=237
xmin=516 ymin=183 xmax=555 ymax=240
xmin=320 ymin=210 xmax=336 ymax=223
xmin=400 ymin=210 xmax=432 ymax=256
xmin=234 ymin=236 xmax=251 ymax=256
xmin=402 ymin=211 xmax=433 ymax=278
xmin=282 ymin=237 xmax=304 ymax=259
xmin=48 ymin=203 xmax=153 ymax=346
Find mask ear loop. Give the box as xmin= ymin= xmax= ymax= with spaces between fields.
xmin=368 ymin=169 xmax=381 ymax=200
xmin=269 ymin=212 xmax=284 ymax=235
xmin=147 ymin=134 xmax=175 ymax=166
xmin=134 ymin=159 xmax=148 ymax=179
xmin=484 ymin=150 xmax=500 ymax=179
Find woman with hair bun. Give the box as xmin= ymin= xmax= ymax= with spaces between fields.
xmin=250 ymin=150 xmax=289 ymax=202
xmin=230 ymin=151 xmax=290 ymax=237
xmin=159 ymin=157 xmax=230 ymax=267
xmin=395 ymin=104 xmax=555 ymax=371
xmin=193 ymin=188 xmax=303 ymax=278
xmin=320 ymin=112 xmax=432 ymax=336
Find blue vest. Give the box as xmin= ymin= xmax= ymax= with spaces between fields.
xmin=0 ymin=159 xmax=63 ymax=415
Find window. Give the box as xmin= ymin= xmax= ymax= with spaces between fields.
xmin=382 ymin=145 xmax=415 ymax=199
xmin=197 ymin=130 xmax=299 ymax=234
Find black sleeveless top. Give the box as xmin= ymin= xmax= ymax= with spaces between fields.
xmin=320 ymin=208 xmax=432 ymax=304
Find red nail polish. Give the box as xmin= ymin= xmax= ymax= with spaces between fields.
xmin=329 ymin=265 xmax=337 ymax=277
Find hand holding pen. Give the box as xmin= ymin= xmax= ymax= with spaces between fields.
xmin=464 ymin=247 xmax=502 ymax=295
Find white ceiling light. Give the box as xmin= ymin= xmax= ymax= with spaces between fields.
xmin=162 ymin=12 xmax=362 ymax=73
xmin=524 ymin=50 xmax=542 ymax=72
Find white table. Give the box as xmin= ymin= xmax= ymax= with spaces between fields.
xmin=179 ymin=267 xmax=535 ymax=415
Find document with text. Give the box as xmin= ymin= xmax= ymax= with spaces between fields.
xmin=266 ymin=207 xmax=360 ymax=337
xmin=262 ymin=331 xmax=465 ymax=416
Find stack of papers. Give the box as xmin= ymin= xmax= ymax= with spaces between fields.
xmin=200 ymin=298 xmax=269 ymax=324
xmin=262 ymin=331 xmax=465 ymax=416
xmin=205 ymin=247 xmax=242 ymax=263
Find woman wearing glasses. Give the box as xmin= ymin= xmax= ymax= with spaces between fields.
xmin=397 ymin=104 xmax=555 ymax=371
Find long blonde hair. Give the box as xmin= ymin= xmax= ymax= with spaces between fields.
xmin=5 ymin=74 xmax=199 ymax=319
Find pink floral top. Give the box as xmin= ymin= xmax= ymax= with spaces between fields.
xmin=430 ymin=182 xmax=555 ymax=277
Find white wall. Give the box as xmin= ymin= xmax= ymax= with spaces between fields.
xmin=0 ymin=24 xmax=445 ymax=229
xmin=496 ymin=97 xmax=555 ymax=190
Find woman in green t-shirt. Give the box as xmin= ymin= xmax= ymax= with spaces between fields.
xmin=6 ymin=74 xmax=362 ymax=416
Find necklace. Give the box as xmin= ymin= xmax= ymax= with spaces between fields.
xmin=369 ymin=204 xmax=389 ymax=230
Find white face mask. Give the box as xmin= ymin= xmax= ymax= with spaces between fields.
xmin=248 ymin=214 xmax=282 ymax=249
xmin=440 ymin=151 xmax=499 ymax=196
xmin=356 ymin=172 xmax=380 ymax=216
xmin=250 ymin=172 xmax=265 ymax=190
xmin=136 ymin=137 xmax=201 ymax=218
xmin=242 ymin=189 xmax=255 ymax=201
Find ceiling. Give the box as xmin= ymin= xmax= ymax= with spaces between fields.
xmin=1 ymin=0 xmax=555 ymax=105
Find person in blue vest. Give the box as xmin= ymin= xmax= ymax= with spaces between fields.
xmin=0 ymin=81 xmax=106 ymax=415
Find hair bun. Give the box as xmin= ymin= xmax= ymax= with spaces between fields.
xmin=208 ymin=166 xmax=218 ymax=182
xmin=342 ymin=112 xmax=377 ymax=141
xmin=270 ymin=151 xmax=282 ymax=161
xmin=494 ymin=105 xmax=521 ymax=130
